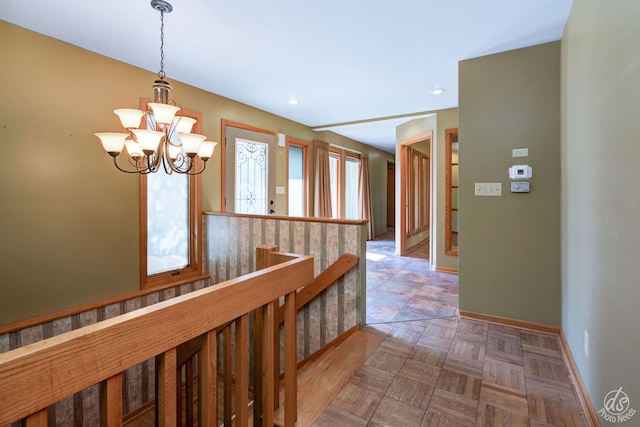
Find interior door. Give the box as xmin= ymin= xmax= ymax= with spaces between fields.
xmin=225 ymin=126 xmax=276 ymax=214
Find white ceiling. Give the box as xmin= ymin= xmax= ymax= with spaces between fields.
xmin=0 ymin=0 xmax=573 ymax=153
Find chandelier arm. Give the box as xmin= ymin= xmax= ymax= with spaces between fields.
xmin=147 ymin=152 xmax=163 ymax=173
xmin=182 ymin=159 xmax=207 ymax=175
xmin=111 ymin=155 xmax=154 ymax=174
xmin=165 ymin=153 xmax=190 ymax=174
xmin=162 ymin=154 xmax=176 ymax=175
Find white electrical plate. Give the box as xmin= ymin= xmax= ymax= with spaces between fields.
xmin=512 ymin=148 xmax=529 ymax=157
xmin=475 ymin=183 xmax=502 ymax=196
xmin=276 ymin=186 xmax=285 ymax=195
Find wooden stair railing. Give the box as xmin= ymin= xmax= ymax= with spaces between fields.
xmin=254 ymin=245 xmax=359 ymax=424
xmin=0 ymin=252 xmax=313 ymax=427
xmin=154 ymin=246 xmax=357 ymax=427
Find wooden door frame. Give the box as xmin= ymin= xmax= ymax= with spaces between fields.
xmin=398 ymin=131 xmax=432 ymax=256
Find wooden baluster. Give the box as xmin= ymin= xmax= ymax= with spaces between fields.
xmin=223 ymin=326 xmax=233 ymax=426
xmin=198 ymin=330 xmax=218 ymax=427
xmin=185 ymin=358 xmax=194 ymax=426
xmin=283 ymin=291 xmax=297 ymax=427
xmin=157 ymin=348 xmax=178 ymax=427
xmin=261 ymin=301 xmax=276 ymax=427
xmin=100 ymin=373 xmax=123 ymax=427
xmin=273 ymin=300 xmax=281 ymax=411
xmin=25 ymin=408 xmax=47 ymax=427
xmin=253 ymin=307 xmax=264 ymax=427
xmin=235 ymin=314 xmax=249 ymax=426
xmin=176 ymin=365 xmax=183 ymax=426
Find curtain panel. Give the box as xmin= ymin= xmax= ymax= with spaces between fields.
xmin=358 ymin=153 xmax=375 ymax=240
xmin=314 ymin=140 xmax=332 ymax=218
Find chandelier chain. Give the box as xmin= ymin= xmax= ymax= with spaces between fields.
xmin=158 ymin=10 xmax=166 ymax=79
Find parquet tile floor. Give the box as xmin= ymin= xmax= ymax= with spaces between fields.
xmin=312 ymin=319 xmax=589 ymax=426
xmin=311 ymin=232 xmax=589 ymax=426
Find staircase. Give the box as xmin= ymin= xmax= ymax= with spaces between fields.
xmin=274 ymin=326 xmax=386 ymax=427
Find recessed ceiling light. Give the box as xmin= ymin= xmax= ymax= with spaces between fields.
xmin=288 ymin=98 xmax=299 ymax=105
xmin=432 ymin=87 xmax=445 ymax=95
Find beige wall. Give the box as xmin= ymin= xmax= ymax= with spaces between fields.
xmin=458 ymin=42 xmax=561 ymax=326
xmin=561 ymin=0 xmax=640 ymax=417
xmin=0 ymin=21 xmax=390 ymax=325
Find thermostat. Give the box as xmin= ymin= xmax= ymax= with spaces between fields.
xmin=509 ymin=165 xmax=532 ymax=180
xmin=511 ymin=182 xmax=530 ymax=193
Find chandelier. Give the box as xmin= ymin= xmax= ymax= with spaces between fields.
xmin=95 ymin=0 xmax=216 ymax=175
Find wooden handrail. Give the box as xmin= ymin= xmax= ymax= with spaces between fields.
xmin=275 ymin=253 xmax=359 ymax=325
xmin=0 ymin=254 xmax=313 ymax=426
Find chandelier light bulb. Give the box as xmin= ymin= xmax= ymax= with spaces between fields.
xmin=167 ymin=143 xmax=182 ymax=160
xmin=114 ymin=109 xmax=144 ymax=129
xmin=148 ymin=103 xmax=180 ymax=125
xmin=172 ymin=116 xmax=196 ymax=134
xmin=131 ymin=129 xmax=164 ymax=153
xmin=124 ymin=140 xmax=144 ymax=159
xmin=179 ymin=133 xmax=206 ymax=156
xmin=198 ymin=141 xmax=218 ymax=160
xmin=95 ymin=132 xmax=129 ymax=155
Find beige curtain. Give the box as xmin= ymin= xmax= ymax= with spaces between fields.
xmin=314 ymin=140 xmax=332 ymax=218
xmin=358 ymin=153 xmax=375 ymax=240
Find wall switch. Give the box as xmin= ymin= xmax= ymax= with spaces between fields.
xmin=277 ymin=133 xmax=286 ymax=147
xmin=512 ymin=148 xmax=529 ymax=157
xmin=474 ymin=183 xmax=502 ymax=196
xmin=276 ymin=186 xmax=285 ymax=195
xmin=584 ymin=331 xmax=589 ymax=358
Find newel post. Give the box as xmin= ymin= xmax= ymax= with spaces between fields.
xmin=256 ymin=244 xmax=279 ymax=270
xmin=255 ymin=243 xmax=281 ymax=414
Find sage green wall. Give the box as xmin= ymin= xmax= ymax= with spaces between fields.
xmin=0 ymin=20 xmax=390 ymax=325
xmin=432 ymin=109 xmax=459 ymax=271
xmin=395 ymin=109 xmax=458 ymax=271
xmin=458 ymin=42 xmax=561 ymax=325
xmin=561 ymin=0 xmax=640 ymax=419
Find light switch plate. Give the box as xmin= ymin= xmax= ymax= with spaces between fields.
xmin=512 ymin=148 xmax=529 ymax=157
xmin=276 ymin=186 xmax=285 ymax=195
xmin=474 ymin=183 xmax=502 ymax=196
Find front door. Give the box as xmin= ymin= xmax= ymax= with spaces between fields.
xmin=224 ymin=126 xmax=276 ymax=214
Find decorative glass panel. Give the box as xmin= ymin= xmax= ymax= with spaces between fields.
xmin=235 ymin=138 xmax=268 ymax=214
